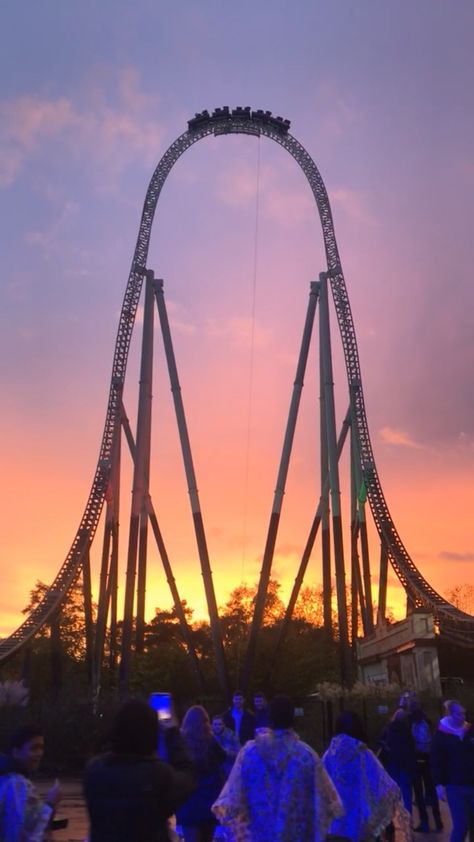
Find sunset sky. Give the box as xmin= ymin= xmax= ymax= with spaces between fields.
xmin=1 ymin=1 xmax=473 ymax=638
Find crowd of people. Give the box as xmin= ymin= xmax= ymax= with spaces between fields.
xmin=0 ymin=689 xmax=473 ymax=841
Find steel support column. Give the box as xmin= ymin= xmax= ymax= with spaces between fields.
xmin=319 ymin=272 xmax=352 ymax=685
xmin=350 ymin=428 xmax=368 ymax=640
xmin=270 ymin=407 xmax=351 ymax=672
xmin=119 ymin=271 xmax=155 ymax=694
xmin=120 ymin=404 xmax=205 ymax=691
xmin=378 ymin=542 xmax=389 ymax=622
xmin=135 ymin=271 xmax=155 ymax=653
xmin=320 ymin=293 xmax=332 ymax=639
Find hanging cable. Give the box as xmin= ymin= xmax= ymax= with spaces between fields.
xmin=236 ymin=137 xmax=261 ymax=683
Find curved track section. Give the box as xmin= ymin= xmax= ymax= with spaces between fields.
xmin=1 ymin=106 xmax=472 ymax=661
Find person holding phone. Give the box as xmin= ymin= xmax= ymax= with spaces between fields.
xmin=84 ymin=697 xmax=196 ymax=842
xmin=0 ymin=724 xmax=62 ymax=841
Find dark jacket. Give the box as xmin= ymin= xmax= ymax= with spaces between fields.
xmin=223 ymin=709 xmax=255 ymax=745
xmin=84 ymin=727 xmax=196 ymax=842
xmin=255 ymin=708 xmax=270 ymax=730
xmin=431 ymin=721 xmax=474 ymax=787
xmin=176 ymin=736 xmax=226 ymax=827
xmin=379 ymin=718 xmax=417 ymax=776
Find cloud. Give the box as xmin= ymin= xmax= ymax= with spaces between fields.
xmin=215 ymin=159 xmax=262 ymax=210
xmin=316 ymin=80 xmax=362 ymax=139
xmin=439 ymin=551 xmax=474 ymax=562
xmin=169 ymin=317 xmax=197 ymax=336
xmin=25 ymin=200 xmax=80 ymax=256
xmin=379 ymin=426 xmax=424 ymax=449
xmin=0 ymin=68 xmax=164 ymax=191
xmin=206 ymin=316 xmax=272 ymax=349
xmin=215 ymin=160 xmax=314 ymax=227
xmin=0 ymin=97 xmax=76 ymax=186
xmin=165 ymin=299 xmax=197 ymax=336
xmin=330 ymin=187 xmax=377 ymax=226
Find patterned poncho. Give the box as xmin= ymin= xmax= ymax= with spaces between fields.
xmin=0 ymin=769 xmax=53 ymax=842
xmin=212 ymin=729 xmax=343 ymax=842
xmin=322 ymin=733 xmax=412 ymax=842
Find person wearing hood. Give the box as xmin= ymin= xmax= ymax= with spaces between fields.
xmin=431 ymin=699 xmax=474 ymax=841
xmin=322 ymin=710 xmax=411 ymax=842
xmin=0 ymin=724 xmax=62 ymax=841
xmin=212 ymin=694 xmax=342 ymax=842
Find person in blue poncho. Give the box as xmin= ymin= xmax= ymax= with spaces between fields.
xmin=213 ymin=694 xmax=342 ymax=842
xmin=322 ymin=710 xmax=411 ymax=842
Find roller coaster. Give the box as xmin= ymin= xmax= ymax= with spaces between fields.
xmin=1 ymin=106 xmax=473 ymax=699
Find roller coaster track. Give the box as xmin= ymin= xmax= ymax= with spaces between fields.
xmin=1 ymin=106 xmax=473 ymax=663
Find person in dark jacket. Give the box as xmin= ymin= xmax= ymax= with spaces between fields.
xmin=253 ymin=691 xmax=270 ymax=732
xmin=223 ymin=690 xmax=255 ymax=746
xmin=176 ymin=705 xmax=226 ymax=842
xmin=84 ymin=697 xmax=196 ymax=842
xmin=379 ymin=708 xmax=417 ymax=816
xmin=408 ymin=699 xmax=443 ymax=833
xmin=431 ymin=699 xmax=474 ymax=842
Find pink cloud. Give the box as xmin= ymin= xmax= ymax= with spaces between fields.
xmin=0 ymin=69 xmax=165 ymax=190
xmin=205 ymin=315 xmax=272 ymax=349
xmin=315 ymin=79 xmax=362 ymax=139
xmin=330 ymin=186 xmax=377 ymax=226
xmin=215 ymin=159 xmax=313 ymax=227
xmin=379 ymin=426 xmax=424 ymax=449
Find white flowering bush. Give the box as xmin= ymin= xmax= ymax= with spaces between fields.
xmin=313 ymin=681 xmax=402 ymax=700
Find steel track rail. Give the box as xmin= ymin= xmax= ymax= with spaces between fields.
xmin=1 ymin=107 xmax=472 ymax=663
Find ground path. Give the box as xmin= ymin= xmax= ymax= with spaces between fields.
xmin=40 ymin=777 xmax=454 ymax=841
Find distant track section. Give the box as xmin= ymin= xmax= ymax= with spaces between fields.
xmin=1 ymin=106 xmax=472 ymax=662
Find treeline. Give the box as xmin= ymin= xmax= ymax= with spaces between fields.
xmin=1 ymin=578 xmax=340 ymax=706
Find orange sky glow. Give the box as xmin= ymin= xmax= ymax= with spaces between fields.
xmin=1 ymin=2 xmax=473 ymax=641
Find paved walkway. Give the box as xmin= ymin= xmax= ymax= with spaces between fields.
xmin=41 ymin=777 xmax=455 ymax=841
xmin=39 ymin=779 xmax=88 ymax=842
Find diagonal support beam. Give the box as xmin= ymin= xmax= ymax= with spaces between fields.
xmin=120 ymin=404 xmax=205 ymax=691
xmin=242 ymin=281 xmax=320 ymax=691
xmin=320 ymin=271 xmax=352 ymax=685
xmin=153 ymin=277 xmax=229 ymax=699
xmin=270 ymin=407 xmax=351 ymax=672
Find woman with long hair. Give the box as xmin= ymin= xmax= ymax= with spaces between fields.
xmin=177 ymin=705 xmax=226 ymax=842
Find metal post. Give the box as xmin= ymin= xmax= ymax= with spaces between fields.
xmin=378 ymin=542 xmax=389 ymax=622
xmin=94 ymin=421 xmax=121 ymax=691
xmin=120 ymin=404 xmax=206 ymax=692
xmin=108 ymin=523 xmax=119 ymax=669
xmin=270 ymin=408 xmax=351 ymax=672
xmin=243 ymin=281 xmax=320 ymax=691
xmin=349 ymin=398 xmax=374 ymax=632
xmin=319 ymin=272 xmax=352 ymax=685
xmin=153 ymin=278 xmax=230 ymax=700
xmin=82 ymin=546 xmax=94 ymax=687
xmin=108 ymin=426 xmax=121 ymax=670
xmin=119 ymin=270 xmax=155 ymax=694
xmin=320 ymin=296 xmax=332 ymax=639
xmin=135 ymin=271 xmax=155 ymax=653
xmin=350 ymin=429 xmax=367 ymax=639
xmin=359 ymin=519 xmax=373 ymax=631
